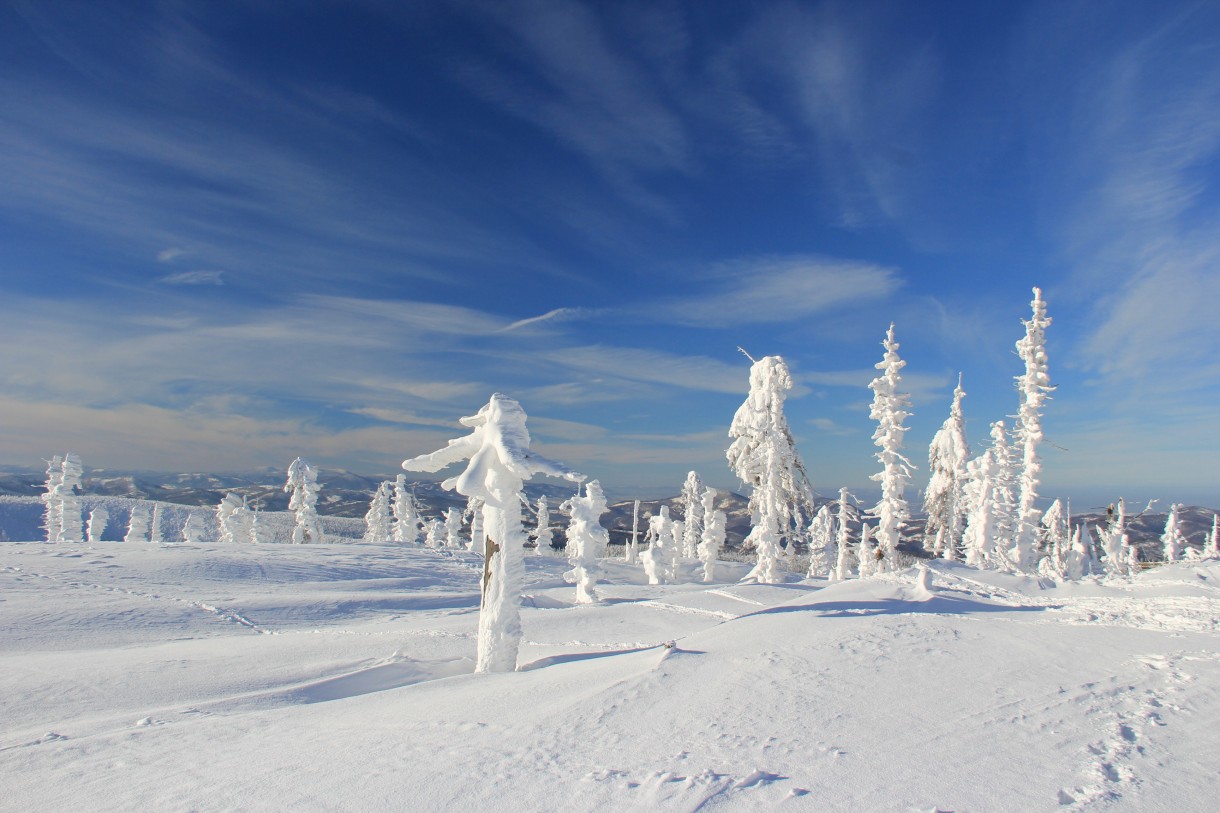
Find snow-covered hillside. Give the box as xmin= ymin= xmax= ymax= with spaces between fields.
xmin=3 ymin=540 xmax=1219 ymax=811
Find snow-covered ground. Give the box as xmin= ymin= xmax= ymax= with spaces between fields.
xmin=3 ymin=540 xmax=1220 ymax=812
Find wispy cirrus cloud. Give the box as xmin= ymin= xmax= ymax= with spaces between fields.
xmin=159 ymin=270 xmax=223 ymax=286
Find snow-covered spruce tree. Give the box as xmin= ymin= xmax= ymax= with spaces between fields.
xmin=1207 ymin=514 xmax=1220 ymax=559
xmin=1100 ymin=499 xmax=1132 ymax=576
xmin=285 ymin=458 xmax=324 ymax=544
xmin=833 ymin=488 xmax=856 ymax=581
xmin=444 ymin=507 xmax=464 ymax=549
xmin=1013 ymin=287 xmax=1054 ymax=572
xmin=216 ymin=493 xmax=247 ymax=544
xmin=678 ymin=471 xmax=705 ymax=558
xmin=181 ymin=512 xmax=205 ymax=545
xmin=924 ymin=375 xmax=970 ymax=559
xmin=403 ymin=393 xmax=583 ymax=674
xmin=625 ymin=499 xmax=641 ymax=564
xmin=1039 ymin=499 xmax=1070 ymax=579
xmin=727 ymin=354 xmax=815 ymax=584
xmin=857 ymin=522 xmax=878 ymax=578
xmin=641 ymin=505 xmax=677 ymax=585
xmin=87 ymin=507 xmax=108 ymax=544
xmin=391 ymin=475 xmax=421 ymax=545
xmin=424 ymin=518 xmax=445 ymax=549
xmin=698 ymin=489 xmax=726 ymax=583
xmin=125 ymin=505 xmax=150 ymax=543
xmin=806 ymin=504 xmax=835 ymax=578
xmin=562 ymin=479 xmax=609 ymax=604
xmin=1161 ymin=504 xmax=1186 ymax=563
xmin=465 ymin=496 xmax=484 ymax=553
xmin=963 ymin=422 xmax=1017 ymax=570
xmin=364 ymin=481 xmax=393 ymax=543
xmin=42 ymin=455 xmax=64 ymax=542
xmin=532 ymin=496 xmax=552 ymax=556
xmin=248 ymin=505 xmax=263 ymax=544
xmin=56 ymin=453 xmax=84 ymax=543
xmin=150 ymin=504 xmax=164 ymax=545
xmin=867 ymin=325 xmax=914 ymax=572
xmin=1065 ymin=523 xmax=1100 ymax=580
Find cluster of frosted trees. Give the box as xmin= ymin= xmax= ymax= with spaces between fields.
xmin=639 ymin=470 xmax=727 ymax=585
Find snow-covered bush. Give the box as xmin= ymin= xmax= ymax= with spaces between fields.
xmin=924 ymin=376 xmax=969 ymax=559
xmin=424 ymin=518 xmax=445 ymax=549
xmin=698 ymin=489 xmax=725 ymax=583
xmin=285 ymin=458 xmax=324 ymax=544
xmin=364 ymin=481 xmax=393 ymax=543
xmin=562 ymin=480 xmax=609 ymax=604
xmin=216 ymin=493 xmax=248 ymax=544
xmin=727 ymin=354 xmax=814 ymax=584
xmin=87 ymin=507 xmax=108 ymax=544
xmin=402 ymin=393 xmax=583 ymax=674
xmin=1013 ymin=288 xmax=1054 ymax=572
xmin=678 ymin=471 xmax=705 ymax=558
xmin=642 ymin=505 xmax=677 ymax=585
xmin=444 ymin=507 xmax=463 ymax=549
xmin=857 ymin=523 xmax=877 ymax=578
xmin=867 ymin=325 xmax=914 ymax=573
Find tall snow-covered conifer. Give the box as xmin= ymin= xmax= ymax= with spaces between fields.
xmin=1013 ymin=288 xmax=1054 ymax=571
xmin=285 ymin=458 xmax=324 ymax=544
xmin=1207 ymin=514 xmax=1220 ymax=559
xmin=42 ymin=455 xmax=64 ymax=542
xmin=625 ymin=499 xmax=641 ymax=564
xmin=1161 ymin=504 xmax=1186 ymax=562
xmin=125 ymin=505 xmax=150 ymax=543
xmin=806 ymin=504 xmax=835 ymax=578
xmin=391 ymin=475 xmax=421 ymax=545
xmin=833 ymin=488 xmax=855 ymax=581
xmin=924 ymin=376 xmax=970 ymax=559
xmin=364 ymin=481 xmax=393 ymax=543
xmin=55 ymin=453 xmax=84 ymax=543
xmin=216 ymin=493 xmax=248 ymax=544
xmin=403 ymin=393 xmax=583 ymax=674
xmin=678 ymin=471 xmax=705 ymax=558
xmin=150 ymin=504 xmax=164 ymax=545
xmin=465 ymin=496 xmax=484 ymax=552
xmin=867 ymin=325 xmax=914 ymax=572
xmin=562 ymin=480 xmax=609 ymax=604
xmin=698 ymin=489 xmax=725 ymax=583
xmin=727 ymin=355 xmax=814 ymax=584
xmin=642 ymin=505 xmax=677 ymax=585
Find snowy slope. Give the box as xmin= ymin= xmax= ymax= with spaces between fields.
xmin=3 ymin=542 xmax=1219 ymax=812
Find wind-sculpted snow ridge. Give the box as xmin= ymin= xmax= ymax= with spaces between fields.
xmin=3 ymin=542 xmax=1220 ymax=812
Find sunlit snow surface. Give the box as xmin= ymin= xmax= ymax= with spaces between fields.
xmin=3 ymin=542 xmax=1220 ymax=812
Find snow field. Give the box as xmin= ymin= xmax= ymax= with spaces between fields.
xmin=3 ymin=543 xmax=1220 ymax=811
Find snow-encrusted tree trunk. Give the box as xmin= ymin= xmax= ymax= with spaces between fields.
xmin=727 ymin=355 xmax=814 ymax=585
xmin=641 ymin=505 xmax=676 ymax=585
xmin=833 ymin=488 xmax=855 ymax=581
xmin=924 ymin=376 xmax=970 ymax=559
xmin=56 ymin=453 xmax=84 ymax=543
xmin=125 ymin=505 xmax=149 ymax=543
xmin=150 ymin=504 xmax=164 ymax=545
xmin=285 ymin=458 xmax=324 ymax=544
xmin=402 ymin=393 xmax=583 ymax=674
xmin=391 ymin=475 xmax=421 ymax=545
xmin=181 ymin=512 xmax=205 ymax=545
xmin=562 ymin=480 xmax=609 ymax=604
xmin=678 ymin=471 xmax=705 ymax=558
xmin=868 ymin=326 xmax=914 ymax=572
xmin=670 ymin=519 xmax=685 ymax=582
xmin=857 ymin=523 xmax=877 ymax=578
xmin=248 ymin=507 xmax=263 ymax=544
xmin=698 ymin=489 xmax=725 ymax=583
xmin=87 ymin=507 xmax=108 ymax=543
xmin=1100 ymin=500 xmax=1132 ymax=576
xmin=1207 ymin=514 xmax=1220 ymax=559
xmin=532 ymin=496 xmax=552 ymax=555
xmin=42 ymin=455 xmax=64 ymax=542
xmin=806 ymin=504 xmax=835 ymax=578
xmin=465 ymin=496 xmax=484 ymax=553
xmin=1013 ymin=288 xmax=1054 ymax=572
xmin=1161 ymin=504 xmax=1186 ymax=562
xmin=364 ymin=481 xmax=393 ymax=543
xmin=625 ymin=499 xmax=641 ymax=564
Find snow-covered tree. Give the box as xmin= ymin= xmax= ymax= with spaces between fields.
xmin=364 ymin=481 xmax=393 ymax=543
xmin=867 ymin=325 xmax=914 ymax=572
xmin=963 ymin=422 xmax=1017 ymax=570
xmin=698 ymin=489 xmax=726 ymax=583
xmin=670 ymin=519 xmax=686 ymax=580
xmin=1040 ymin=499 xmax=1070 ymax=578
xmin=216 ymin=493 xmax=247 ymax=545
xmin=562 ymin=480 xmax=609 ymax=604
xmin=403 ymin=393 xmax=583 ymax=674
xmin=125 ymin=505 xmax=150 ymax=543
xmin=444 ymin=507 xmax=463 ymax=549
xmin=1064 ymin=523 xmax=1101 ymax=581
xmin=424 ymin=517 xmax=445 ymax=549
xmin=56 ymin=453 xmax=84 ymax=543
xmin=285 ymin=458 xmax=324 ymax=544
xmin=806 ymin=504 xmax=835 ymax=578
xmin=248 ymin=506 xmax=264 ymax=545
xmin=42 ymin=455 xmax=64 ymax=542
xmin=1100 ymin=500 xmax=1132 ymax=577
xmin=625 ymin=499 xmax=641 ymax=564
xmin=1207 ymin=514 xmax=1220 ymax=559
xmin=1162 ymin=504 xmax=1186 ymax=562
xmin=678 ymin=471 xmax=705 ymax=558
xmin=1013 ymin=288 xmax=1054 ymax=572
xmin=727 ymin=354 xmax=814 ymax=584
xmin=833 ymin=488 xmax=856 ymax=581
xmin=857 ymin=523 xmax=878 ymax=578
xmin=641 ymin=505 xmax=677 ymax=585
xmin=465 ymin=496 xmax=484 ymax=553
xmin=181 ymin=512 xmax=205 ymax=545
xmin=391 ymin=475 xmax=421 ymax=545
xmin=150 ymin=504 xmax=164 ymax=545
xmin=532 ymin=496 xmax=552 ymax=556
xmin=924 ymin=376 xmax=970 ymax=559
xmin=87 ymin=507 xmax=108 ymax=543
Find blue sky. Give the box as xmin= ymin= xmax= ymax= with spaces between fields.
xmin=1 ymin=0 xmax=1218 ymax=506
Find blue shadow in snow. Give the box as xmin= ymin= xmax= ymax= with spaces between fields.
xmin=748 ymin=594 xmax=1058 ymax=619
xmin=519 ymin=643 xmax=707 ymax=672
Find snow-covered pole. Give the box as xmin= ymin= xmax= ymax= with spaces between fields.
xmin=626 ymin=499 xmax=640 ymax=563
xmin=402 ymin=394 xmax=583 ymax=673
xmin=1013 ymin=288 xmax=1053 ymax=571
